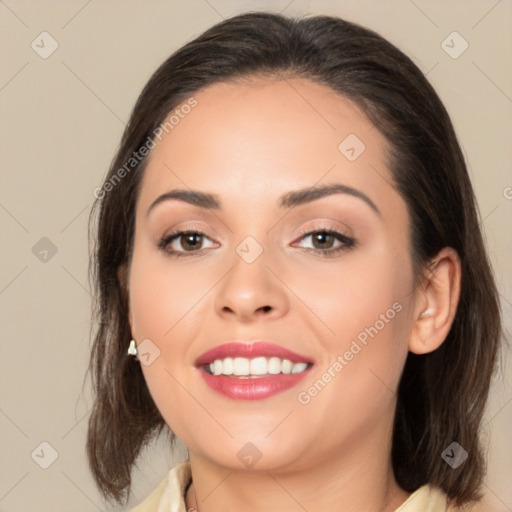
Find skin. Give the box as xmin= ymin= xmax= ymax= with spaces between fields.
xmin=126 ymin=77 xmax=461 ymax=512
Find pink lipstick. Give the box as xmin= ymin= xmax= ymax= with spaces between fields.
xmin=196 ymin=341 xmax=314 ymax=400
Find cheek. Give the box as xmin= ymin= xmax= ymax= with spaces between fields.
xmin=128 ymin=245 xmax=215 ymax=342
xmin=291 ymin=241 xmax=411 ymax=341
xmin=294 ymin=300 xmax=410 ymax=454
xmin=127 ymin=244 xmax=223 ymax=440
xmin=294 ymin=247 xmax=412 ymax=413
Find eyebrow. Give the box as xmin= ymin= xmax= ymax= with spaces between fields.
xmin=146 ymin=183 xmax=381 ymax=217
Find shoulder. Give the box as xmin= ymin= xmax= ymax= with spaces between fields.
xmin=396 ymin=485 xmax=491 ymax=512
xmin=129 ymin=461 xmax=192 ymax=512
xmin=395 ymin=485 xmax=449 ymax=512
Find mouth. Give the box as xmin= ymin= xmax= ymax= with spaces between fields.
xmin=195 ymin=341 xmax=314 ymax=400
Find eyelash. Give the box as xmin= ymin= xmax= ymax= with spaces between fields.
xmin=157 ymin=228 xmax=356 ymax=258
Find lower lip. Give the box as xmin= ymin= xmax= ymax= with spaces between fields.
xmin=199 ymin=367 xmax=312 ymax=400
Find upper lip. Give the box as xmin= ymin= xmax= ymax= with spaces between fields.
xmin=195 ymin=341 xmax=314 ymax=366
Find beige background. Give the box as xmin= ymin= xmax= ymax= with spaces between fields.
xmin=1 ymin=0 xmax=511 ymax=510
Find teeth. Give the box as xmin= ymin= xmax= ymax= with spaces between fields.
xmin=233 ymin=357 xmax=250 ymax=376
xmin=291 ymin=362 xmax=308 ymax=374
xmin=282 ymin=359 xmax=293 ymax=374
xmin=268 ymin=357 xmax=282 ymax=374
xmin=250 ymin=357 xmax=267 ymax=375
xmin=207 ymin=357 xmax=309 ymax=377
xmin=213 ymin=359 xmax=222 ymax=376
xmin=223 ymin=357 xmax=234 ymax=375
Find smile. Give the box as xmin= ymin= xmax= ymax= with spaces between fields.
xmin=196 ymin=341 xmax=314 ymax=400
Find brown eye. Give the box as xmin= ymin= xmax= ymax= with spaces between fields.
xmin=179 ymin=233 xmax=203 ymax=251
xmin=158 ymin=230 xmax=217 ymax=256
xmin=293 ymin=229 xmax=355 ymax=257
xmin=310 ymin=232 xmax=336 ymax=249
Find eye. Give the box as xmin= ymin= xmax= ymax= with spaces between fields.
xmin=293 ymin=229 xmax=355 ymax=256
xmin=158 ymin=231 xmax=218 ymax=256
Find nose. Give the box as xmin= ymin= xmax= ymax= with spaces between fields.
xmin=214 ymin=247 xmax=289 ymax=323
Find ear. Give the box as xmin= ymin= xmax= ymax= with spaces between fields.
xmin=409 ymin=247 xmax=461 ymax=355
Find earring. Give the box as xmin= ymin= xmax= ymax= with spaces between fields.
xmin=127 ymin=340 xmax=138 ymax=357
xmin=420 ymin=308 xmax=434 ymax=318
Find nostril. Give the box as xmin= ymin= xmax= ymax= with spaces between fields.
xmin=260 ymin=305 xmax=272 ymax=313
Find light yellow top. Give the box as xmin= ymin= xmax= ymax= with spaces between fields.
xmin=130 ymin=461 xmax=454 ymax=512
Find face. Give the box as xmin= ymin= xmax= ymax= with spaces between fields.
xmin=128 ymin=77 xmax=416 ymax=472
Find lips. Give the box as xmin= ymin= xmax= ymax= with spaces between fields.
xmin=195 ymin=341 xmax=314 ymax=400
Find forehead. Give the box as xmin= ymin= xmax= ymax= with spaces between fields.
xmin=137 ymin=77 xmax=398 ymax=216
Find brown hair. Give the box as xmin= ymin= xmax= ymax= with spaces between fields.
xmin=86 ymin=12 xmax=502 ymax=507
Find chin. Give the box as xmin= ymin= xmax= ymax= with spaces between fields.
xmin=188 ymin=431 xmax=313 ymax=474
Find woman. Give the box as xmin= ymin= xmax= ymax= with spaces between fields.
xmin=86 ymin=12 xmax=502 ymax=512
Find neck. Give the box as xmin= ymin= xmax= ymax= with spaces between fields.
xmin=185 ymin=424 xmax=410 ymax=512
